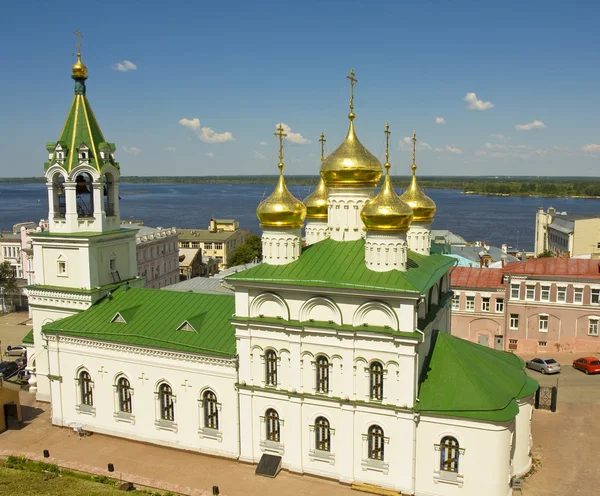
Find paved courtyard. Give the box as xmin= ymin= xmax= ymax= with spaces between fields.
xmin=1 ymin=312 xmax=599 ymax=495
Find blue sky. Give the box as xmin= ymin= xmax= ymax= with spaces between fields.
xmin=1 ymin=0 xmax=599 ymax=177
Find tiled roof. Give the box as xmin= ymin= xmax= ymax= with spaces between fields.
xmin=416 ymin=331 xmax=538 ymax=421
xmin=450 ymin=267 xmax=504 ymax=289
xmin=504 ymin=258 xmax=600 ymax=279
xmin=227 ymin=238 xmax=454 ymax=294
xmin=42 ymin=288 xmax=236 ymax=357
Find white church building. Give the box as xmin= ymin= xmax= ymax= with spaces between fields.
xmin=23 ymin=55 xmax=537 ymax=496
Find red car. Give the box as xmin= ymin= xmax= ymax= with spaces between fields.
xmin=572 ymin=357 xmax=600 ymax=375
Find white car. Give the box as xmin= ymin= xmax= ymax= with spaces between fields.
xmin=4 ymin=346 xmax=26 ymax=357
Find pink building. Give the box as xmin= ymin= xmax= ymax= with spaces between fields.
xmin=450 ymin=267 xmax=506 ymax=349
xmin=503 ymin=258 xmax=600 ymax=354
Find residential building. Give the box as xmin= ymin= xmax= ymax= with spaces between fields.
xmin=534 ymin=207 xmax=600 ymax=257
xmin=24 ymin=58 xmax=536 ymax=496
xmin=450 ymin=267 xmax=506 ymax=349
xmin=178 ymin=248 xmax=205 ymax=280
xmin=450 ymin=243 xmax=519 ymax=268
xmin=128 ymin=225 xmax=179 ymax=289
xmin=178 ymin=219 xmax=250 ymax=270
xmin=504 ymin=258 xmax=600 ymax=353
xmin=0 ymin=233 xmax=23 ymax=279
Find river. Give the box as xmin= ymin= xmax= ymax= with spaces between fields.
xmin=1 ymin=182 xmax=599 ymax=251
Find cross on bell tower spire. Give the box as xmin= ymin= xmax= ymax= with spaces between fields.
xmin=346 ymin=68 xmax=358 ymax=120
xmin=274 ymin=123 xmax=287 ymax=171
xmin=319 ymin=132 xmax=326 ymax=162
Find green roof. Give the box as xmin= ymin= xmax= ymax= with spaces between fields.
xmin=42 ymin=288 xmax=236 ymax=357
xmin=416 ymin=332 xmax=538 ymax=422
xmin=22 ymin=330 xmax=34 ymax=345
xmin=45 ymin=87 xmax=118 ymax=174
xmin=227 ymin=238 xmax=454 ymax=294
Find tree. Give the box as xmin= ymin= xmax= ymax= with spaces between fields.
xmin=537 ymin=250 xmax=555 ymax=258
xmin=226 ymin=234 xmax=263 ymax=268
xmin=0 ymin=261 xmax=17 ymax=314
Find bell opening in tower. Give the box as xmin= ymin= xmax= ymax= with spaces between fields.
xmin=103 ymin=171 xmax=116 ymax=217
xmin=75 ymin=172 xmax=94 ymax=218
xmin=51 ymin=173 xmax=66 ymax=219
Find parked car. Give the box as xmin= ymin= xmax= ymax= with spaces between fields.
xmin=572 ymin=357 xmax=600 ymax=375
xmin=525 ymin=357 xmax=561 ymax=374
xmin=4 ymin=345 xmax=26 ymax=357
xmin=0 ymin=361 xmax=19 ymax=379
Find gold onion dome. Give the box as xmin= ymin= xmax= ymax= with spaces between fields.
xmin=400 ymin=131 xmax=436 ymax=223
xmin=320 ymin=70 xmax=382 ymax=187
xmin=71 ymin=51 xmax=88 ymax=80
xmin=361 ymin=123 xmax=413 ymax=231
xmin=304 ymin=133 xmax=328 ymax=219
xmin=256 ymin=125 xmax=307 ymax=228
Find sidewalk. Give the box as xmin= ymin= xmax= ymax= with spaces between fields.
xmin=1 ymin=392 xmax=355 ymax=496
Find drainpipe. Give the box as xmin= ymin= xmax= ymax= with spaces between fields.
xmin=411 ymin=412 xmax=421 ymax=494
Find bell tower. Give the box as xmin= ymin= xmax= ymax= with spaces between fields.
xmin=27 ymin=33 xmax=141 ymax=402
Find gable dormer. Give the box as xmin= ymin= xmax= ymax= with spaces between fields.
xmin=111 ymin=312 xmax=127 ymax=324
xmin=176 ymin=320 xmax=198 ymax=332
xmin=78 ymin=143 xmax=90 ymax=162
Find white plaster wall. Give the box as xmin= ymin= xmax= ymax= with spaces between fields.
xmin=415 ymin=415 xmax=513 ymax=496
xmin=305 ymin=220 xmax=329 ymax=246
xmin=327 ymin=186 xmax=374 ymax=241
xmin=407 ymin=222 xmax=432 ymax=256
xmin=262 ymin=228 xmax=302 ymax=265
xmin=512 ymin=395 xmax=534 ymax=477
xmin=46 ymin=338 xmax=239 ymax=459
xmin=365 ymin=232 xmax=408 ymax=272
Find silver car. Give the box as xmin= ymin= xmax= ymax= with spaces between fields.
xmin=526 ymin=357 xmax=561 ymax=374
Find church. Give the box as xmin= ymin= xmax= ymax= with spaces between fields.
xmin=23 ymin=51 xmax=537 ymax=496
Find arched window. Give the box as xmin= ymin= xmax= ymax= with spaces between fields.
xmin=316 ymin=355 xmax=329 ymax=393
xmin=158 ymin=383 xmax=175 ymax=421
xmin=265 ymin=408 xmax=280 ymax=442
xmin=117 ymin=377 xmax=132 ymax=413
xmin=369 ymin=361 xmax=384 ymax=400
xmin=79 ymin=370 xmax=93 ymax=406
xmin=440 ymin=436 xmax=460 ymax=473
xmin=368 ymin=425 xmax=384 ymax=461
xmin=75 ymin=173 xmax=94 ymax=218
xmin=265 ymin=350 xmax=277 ymax=386
xmin=203 ymin=390 xmax=219 ymax=430
xmin=315 ymin=416 xmax=331 ymax=452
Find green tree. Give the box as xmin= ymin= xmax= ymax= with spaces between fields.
xmin=537 ymin=250 xmax=555 ymax=258
xmin=226 ymin=234 xmax=263 ymax=268
xmin=0 ymin=261 xmax=17 ymax=314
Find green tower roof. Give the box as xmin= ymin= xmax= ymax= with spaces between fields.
xmin=45 ymin=57 xmax=119 ymax=174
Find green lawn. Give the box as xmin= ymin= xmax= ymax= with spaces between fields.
xmin=0 ymin=466 xmax=131 ymax=496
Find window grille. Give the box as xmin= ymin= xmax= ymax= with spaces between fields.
xmin=440 ymin=436 xmax=460 ymax=472
xmin=265 ymin=409 xmax=280 ymax=442
xmin=316 ymin=355 xmax=329 ymax=393
xmin=203 ymin=390 xmax=219 ymax=429
xmin=158 ymin=383 xmax=175 ymax=421
xmin=369 ymin=362 xmax=383 ymax=400
xmin=315 ymin=416 xmax=331 ymax=452
xmin=368 ymin=425 xmax=385 ymax=461
xmin=265 ymin=350 xmax=277 ymax=386
xmin=117 ymin=377 xmax=132 ymax=413
xmin=79 ymin=371 xmax=93 ymax=406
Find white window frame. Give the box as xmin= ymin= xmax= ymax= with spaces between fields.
xmin=510 ymin=314 xmax=519 ymax=330
xmin=526 ymin=285 xmax=536 ymax=301
xmin=465 ymin=296 xmax=475 ymax=311
xmin=557 ymin=286 xmax=566 ymax=303
xmin=495 ymin=298 xmax=504 ymax=313
xmin=589 ymin=318 xmax=599 ymax=337
xmin=539 ymin=315 xmax=549 ymax=332
xmin=540 ymin=285 xmax=550 ymax=302
xmin=451 ymin=294 xmax=460 ymax=311
xmin=481 ymin=297 xmax=490 ymax=312
xmin=574 ymin=287 xmax=584 ymax=304
xmin=592 ymin=289 xmax=600 ymax=305
xmin=57 ymin=257 xmax=68 ymax=277
xmin=511 ymin=284 xmax=520 ymax=299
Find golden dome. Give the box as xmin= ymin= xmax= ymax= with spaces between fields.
xmin=320 ymin=70 xmax=382 ymax=187
xmin=257 ymin=125 xmax=307 ymax=229
xmin=304 ymin=177 xmax=328 ymax=219
xmin=361 ymin=123 xmax=413 ymax=231
xmin=71 ymin=51 xmax=88 ymax=80
xmin=399 ymin=131 xmax=436 ymax=223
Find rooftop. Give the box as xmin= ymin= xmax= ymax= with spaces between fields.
xmin=178 ymin=228 xmax=250 ymax=242
xmin=42 ymin=288 xmax=236 ymax=357
xmin=450 ymin=267 xmax=504 ymax=289
xmin=179 ymin=248 xmax=201 ymax=268
xmin=451 ymin=245 xmax=519 ymax=264
xmin=416 ymin=331 xmax=538 ymax=421
xmin=504 ymin=258 xmax=600 ymax=279
xmin=227 ymin=238 xmax=454 ymax=295
xmin=554 ymin=213 xmax=600 ymax=222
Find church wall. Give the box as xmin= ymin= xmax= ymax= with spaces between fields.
xmin=35 ymin=243 xmax=92 ymax=289
xmin=46 ymin=337 xmax=239 ymax=459
xmin=90 ymin=236 xmax=137 ymax=287
xmin=512 ymin=395 xmax=534 ymax=477
xmin=415 ymin=415 xmax=513 ymax=496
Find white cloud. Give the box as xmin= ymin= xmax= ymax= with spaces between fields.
xmin=112 ymin=60 xmax=137 ymax=72
xmin=484 ymin=142 xmax=508 ymax=151
xmin=259 ymin=141 xmax=267 ymax=146
xmin=178 ymin=117 xmax=235 ymax=143
xmin=446 ymin=145 xmax=463 ymax=155
xmin=581 ymin=144 xmax=600 ymax=153
xmin=207 ymin=152 xmax=215 ymax=158
xmin=435 ymin=117 xmax=446 ymax=124
xmin=434 ymin=147 xmax=444 ymax=153
xmin=122 ymin=146 xmax=141 ymax=155
xmin=516 ymin=120 xmax=546 ymax=131
xmin=464 ymin=92 xmax=494 ymax=111
xmin=399 ymin=137 xmax=431 ymax=151
xmin=276 ymin=123 xmax=310 ymax=144
xmin=254 ymin=151 xmax=266 ymax=160
xmin=163 ymin=146 xmax=176 ymax=151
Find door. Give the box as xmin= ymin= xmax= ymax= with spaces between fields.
xmin=494 ymin=335 xmax=503 ymax=350
xmin=3 ymin=403 xmax=19 ymax=430
xmin=478 ymin=334 xmax=489 ymax=347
